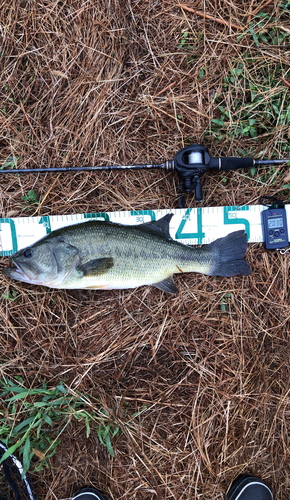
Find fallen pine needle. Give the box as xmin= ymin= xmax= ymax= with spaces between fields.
xmin=281 ymin=77 xmax=290 ymax=89
xmin=176 ymin=4 xmax=242 ymax=30
xmin=251 ymin=0 xmax=273 ymax=18
xmin=246 ymin=0 xmax=255 ymax=24
xmin=31 ymin=174 xmax=61 ymax=216
xmin=155 ymin=82 xmax=176 ymax=96
xmin=20 ymin=101 xmax=43 ymax=147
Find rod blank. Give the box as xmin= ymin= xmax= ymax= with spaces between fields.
xmin=0 ymin=160 xmax=175 ymax=174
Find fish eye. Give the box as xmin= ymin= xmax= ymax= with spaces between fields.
xmin=23 ymin=249 xmax=33 ymax=258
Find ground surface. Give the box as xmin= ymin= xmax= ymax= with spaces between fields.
xmin=0 ymin=1 xmax=290 ymax=499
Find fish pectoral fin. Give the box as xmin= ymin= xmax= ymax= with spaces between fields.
xmin=77 ymin=257 xmax=114 ymax=277
xmin=153 ymin=276 xmax=179 ymax=294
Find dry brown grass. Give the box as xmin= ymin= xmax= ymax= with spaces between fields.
xmin=1 ymin=0 xmax=290 ymax=499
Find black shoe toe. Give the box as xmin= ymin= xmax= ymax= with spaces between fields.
xmin=71 ymin=487 xmax=107 ymax=500
xmin=226 ymin=475 xmax=273 ymax=500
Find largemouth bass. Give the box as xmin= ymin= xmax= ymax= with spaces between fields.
xmin=2 ymin=215 xmax=250 ymax=293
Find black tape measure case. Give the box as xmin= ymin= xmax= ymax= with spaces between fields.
xmin=260 ymin=196 xmax=289 ymax=250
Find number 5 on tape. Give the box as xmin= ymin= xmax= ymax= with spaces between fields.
xmin=223 ymin=206 xmax=250 ymax=240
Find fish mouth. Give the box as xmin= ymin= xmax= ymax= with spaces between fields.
xmin=2 ymin=258 xmax=59 ymax=287
xmin=2 ymin=259 xmax=34 ymax=283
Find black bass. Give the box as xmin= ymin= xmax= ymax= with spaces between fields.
xmin=2 ymin=215 xmax=250 ymax=293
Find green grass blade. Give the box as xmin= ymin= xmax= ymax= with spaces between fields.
xmin=0 ymin=440 xmax=25 ymax=463
xmin=105 ymin=434 xmax=115 ymax=458
xmin=13 ymin=417 xmax=36 ymax=434
xmin=42 ymin=414 xmax=53 ymax=426
xmin=22 ymin=436 xmax=31 ymax=476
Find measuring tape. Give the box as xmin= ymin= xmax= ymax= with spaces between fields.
xmin=1 ymin=205 xmax=290 ymax=257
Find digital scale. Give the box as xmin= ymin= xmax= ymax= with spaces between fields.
xmin=260 ymin=197 xmax=289 ymax=250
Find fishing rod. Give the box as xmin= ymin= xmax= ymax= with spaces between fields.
xmin=0 ymin=143 xmax=289 ymax=207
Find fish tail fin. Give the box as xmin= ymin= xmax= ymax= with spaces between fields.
xmin=208 ymin=230 xmax=251 ymax=277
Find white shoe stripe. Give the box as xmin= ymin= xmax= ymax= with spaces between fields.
xmin=0 ymin=442 xmax=35 ymax=500
xmin=234 ymin=481 xmax=273 ymax=500
xmin=73 ymin=493 xmax=102 ymax=500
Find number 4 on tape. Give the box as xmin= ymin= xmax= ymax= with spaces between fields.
xmin=175 ymin=208 xmax=205 ymax=244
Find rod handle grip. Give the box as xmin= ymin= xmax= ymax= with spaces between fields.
xmin=217 ymin=157 xmax=254 ymax=171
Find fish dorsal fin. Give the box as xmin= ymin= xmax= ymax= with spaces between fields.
xmin=153 ymin=276 xmax=179 ymax=294
xmin=77 ymin=257 xmax=114 ymax=277
xmin=139 ymin=214 xmax=173 ymax=238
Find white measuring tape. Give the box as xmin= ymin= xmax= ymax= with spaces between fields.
xmin=1 ymin=205 xmax=290 ymax=257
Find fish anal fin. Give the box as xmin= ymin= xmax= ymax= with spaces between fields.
xmin=153 ymin=276 xmax=178 ymax=294
xmin=139 ymin=214 xmax=173 ymax=238
xmin=77 ymin=257 xmax=114 ymax=277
